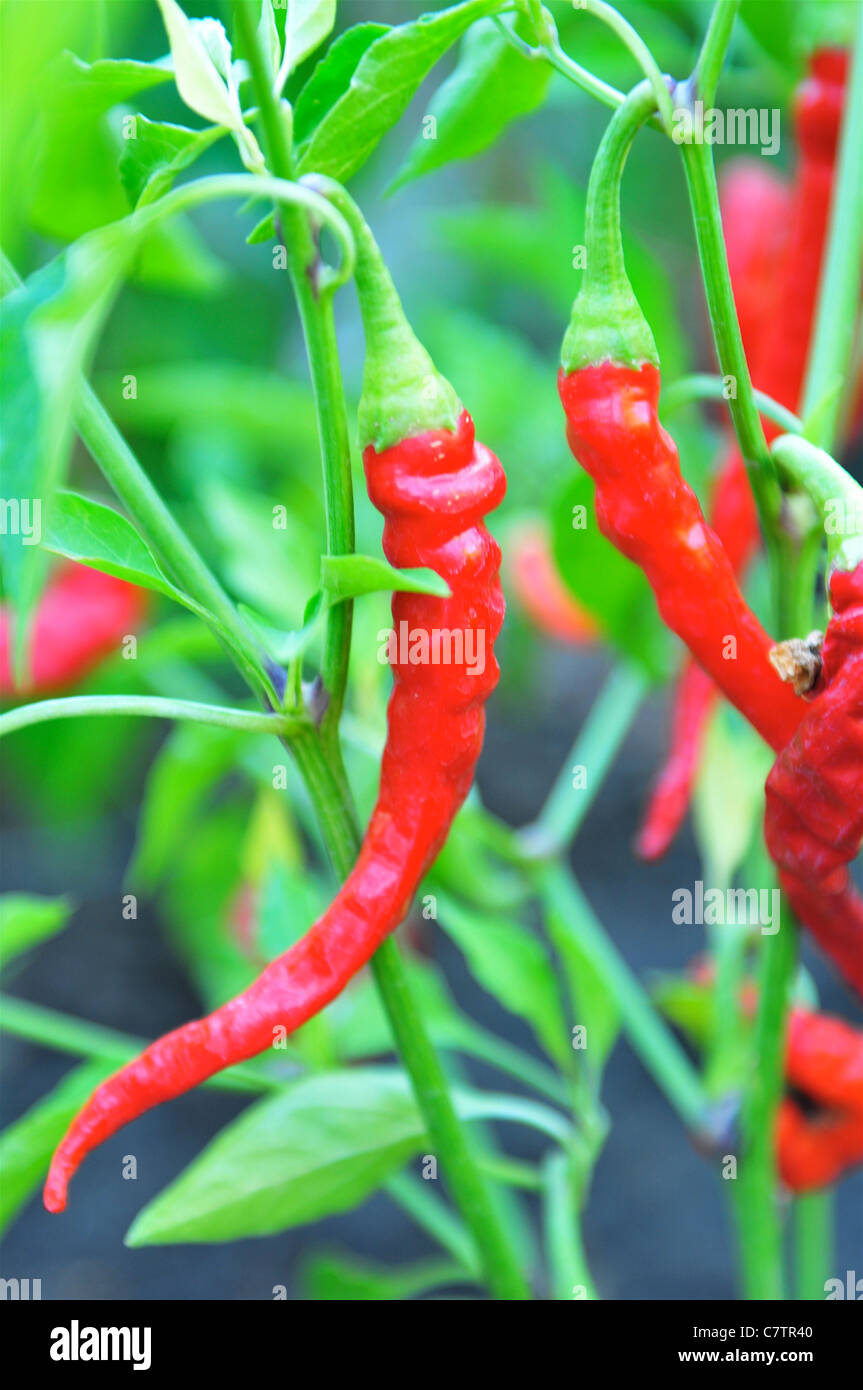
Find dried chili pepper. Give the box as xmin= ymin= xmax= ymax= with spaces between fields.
xmin=638 ymin=51 xmax=848 ymax=860
xmin=764 ymin=561 xmax=863 ymax=997
xmin=0 ymin=562 xmax=147 ymax=696
xmin=778 ymin=1008 xmax=863 ymax=1191
xmin=44 ymin=197 xmax=505 ymax=1213
xmin=508 ymin=520 xmax=598 ymax=644
xmin=558 ymin=86 xmax=802 ymax=757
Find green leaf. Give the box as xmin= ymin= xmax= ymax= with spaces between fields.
xmin=293 ymin=23 xmax=389 ymax=147
xmin=692 ymin=704 xmax=773 ymax=889
xmin=0 ymin=894 xmax=73 ymax=970
xmin=257 ymin=0 xmax=282 ymax=82
xmin=321 ymin=554 xmax=450 ymax=603
xmin=50 ymin=52 xmax=174 ymax=110
xmin=119 ymin=116 xmax=222 ymax=208
xmin=43 ymin=491 xmax=180 ymax=600
xmin=125 ymin=1069 xmax=428 ymax=1245
xmin=297 ymin=0 xmax=499 ymax=184
xmin=551 ymin=471 xmax=671 ymax=680
xmin=391 ymin=16 xmax=551 ymax=191
xmin=284 ymin=0 xmax=337 ymax=78
xmin=437 ymin=893 xmax=570 ymax=1067
xmin=245 ymin=210 xmax=276 ymax=244
xmin=155 ymin=0 xmax=243 ymax=131
xmin=0 ymin=1061 xmax=113 ymax=1235
xmin=545 ymin=907 xmax=621 ymax=1071
xmin=129 ymin=723 xmax=243 ymax=896
xmin=301 ymin=1251 xmax=402 ymax=1301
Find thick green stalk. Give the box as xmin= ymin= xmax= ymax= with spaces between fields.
xmin=542 ymin=1150 xmax=597 ymax=1300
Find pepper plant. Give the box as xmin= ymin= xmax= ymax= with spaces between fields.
xmin=1 ymin=0 xmax=862 ymax=1303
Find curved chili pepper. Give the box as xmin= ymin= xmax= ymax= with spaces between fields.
xmin=0 ymin=562 xmax=147 ymax=696
xmin=44 ymin=204 xmax=506 ymax=1213
xmin=508 ymin=520 xmax=598 ymax=644
xmin=559 ymin=360 xmax=803 ymax=753
xmin=778 ymin=1009 xmax=863 ymax=1191
xmin=764 ymin=562 xmax=863 ymax=997
xmin=639 ymin=52 xmax=848 ymax=861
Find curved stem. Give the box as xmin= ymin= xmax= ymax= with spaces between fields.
xmin=0 ymin=695 xmax=307 ymax=741
xmin=542 ymin=1150 xmax=597 ymax=1300
xmin=578 ymin=0 xmax=675 ymax=133
xmin=660 ymin=373 xmax=802 ymax=436
xmin=801 ymin=0 xmax=863 ymax=450
xmin=771 ymin=434 xmax=863 ymax=573
xmin=692 ymin=0 xmax=740 ymax=107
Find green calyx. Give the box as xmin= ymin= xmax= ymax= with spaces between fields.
xmin=561 ymin=81 xmax=659 ymax=375
xmin=305 ymin=175 xmax=460 ymax=452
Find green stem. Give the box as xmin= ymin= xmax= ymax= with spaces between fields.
xmin=801 ymin=0 xmax=863 ymax=450
xmin=537 ymin=862 xmax=710 ymax=1131
xmin=771 ymin=434 xmax=863 ymax=574
xmin=0 ymin=695 xmax=307 ymax=741
xmin=679 ymin=141 xmax=780 ymax=539
xmin=373 ymin=941 xmax=531 ymax=1298
xmin=660 ymin=373 xmax=802 ymax=436
xmin=233 ymin=0 xmax=354 ymax=734
xmin=520 ymin=663 xmax=648 ymax=858
xmin=562 ymin=81 xmax=661 ymax=371
xmin=692 ymin=0 xmax=740 ymax=107
xmin=732 ymin=900 xmax=796 ymax=1300
xmin=578 ymin=0 xmax=675 ymax=132
xmin=542 ymin=1150 xmax=598 ymax=1300
xmin=794 ymin=1192 xmax=834 ymax=1301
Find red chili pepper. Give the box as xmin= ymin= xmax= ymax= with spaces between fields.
xmin=765 ymin=562 xmax=863 ymax=997
xmin=508 ymin=521 xmax=598 ymax=644
xmin=559 ymin=360 xmax=802 ymax=753
xmin=637 ymin=52 xmax=848 ymax=860
xmin=0 ymin=562 xmax=147 ymax=696
xmin=778 ymin=1009 xmax=863 ymax=1191
xmin=43 ymin=200 xmax=506 ymax=1213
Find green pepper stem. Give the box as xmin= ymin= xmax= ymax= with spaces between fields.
xmin=303 ymin=174 xmax=461 ymax=452
xmin=771 ymin=434 xmax=863 ymax=575
xmin=561 ymin=80 xmax=661 ymax=372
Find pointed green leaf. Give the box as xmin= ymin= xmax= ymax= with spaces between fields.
xmin=0 ymin=894 xmax=73 ymax=970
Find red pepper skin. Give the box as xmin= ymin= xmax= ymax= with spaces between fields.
xmin=43 ymin=410 xmax=505 ymax=1212
xmin=718 ymin=160 xmax=791 ymax=371
xmin=778 ymin=1009 xmax=863 ymax=1191
xmin=0 ymin=563 xmax=147 ymax=695
xmin=558 ymin=361 xmax=802 ymax=751
xmin=765 ymin=562 xmax=863 ymax=997
xmin=508 ymin=521 xmax=598 ymax=644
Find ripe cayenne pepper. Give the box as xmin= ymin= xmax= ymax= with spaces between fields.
xmin=0 ymin=562 xmax=147 ymax=696
xmin=557 ymin=85 xmax=802 ymax=758
xmin=638 ymin=51 xmax=849 ymax=860
xmin=765 ymin=562 xmax=863 ymax=997
xmin=508 ymin=520 xmax=598 ymax=644
xmin=44 ymin=197 xmax=506 ymax=1212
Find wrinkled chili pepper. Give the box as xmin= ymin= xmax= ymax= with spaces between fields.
xmin=764 ymin=562 xmax=863 ymax=997
xmin=0 ymin=562 xmax=147 ymax=696
xmin=639 ymin=52 xmax=848 ymax=860
xmin=508 ymin=520 xmax=598 ymax=644
xmin=778 ymin=1008 xmax=863 ymax=1191
xmin=558 ymin=85 xmax=803 ymax=758
xmin=44 ymin=199 xmax=505 ymax=1213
